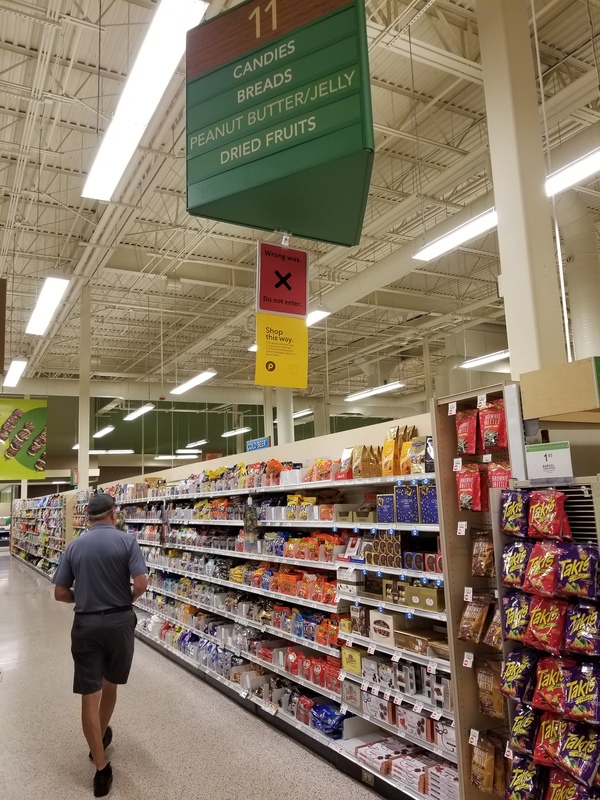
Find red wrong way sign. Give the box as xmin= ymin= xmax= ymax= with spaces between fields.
xmin=257 ymin=242 xmax=308 ymax=318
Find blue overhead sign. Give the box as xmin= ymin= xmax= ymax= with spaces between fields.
xmin=246 ymin=436 xmax=271 ymax=452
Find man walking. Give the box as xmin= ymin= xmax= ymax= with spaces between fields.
xmin=53 ymin=493 xmax=148 ymax=797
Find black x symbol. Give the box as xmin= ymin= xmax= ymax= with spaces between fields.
xmin=275 ymin=270 xmax=292 ymax=291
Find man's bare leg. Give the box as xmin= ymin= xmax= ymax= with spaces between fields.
xmin=82 ymin=692 xmax=107 ymax=770
xmin=99 ymin=679 xmax=117 ymax=737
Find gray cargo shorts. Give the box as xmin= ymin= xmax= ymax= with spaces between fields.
xmin=70 ymin=608 xmax=137 ymax=695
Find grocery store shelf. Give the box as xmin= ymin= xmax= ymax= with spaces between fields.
xmin=137 ymin=539 xmax=162 ymax=546
xmin=343 ymin=563 xmax=443 ymax=584
xmin=258 ymin=521 xmax=440 ymax=532
xmin=12 ymin=543 xmax=59 ymax=563
xmin=338 ymin=631 xmax=451 ymax=674
xmin=11 ymin=553 xmax=54 ymax=580
xmin=337 ymin=593 xmax=447 ymax=623
xmin=167 ymin=519 xmax=242 ymax=527
xmin=124 ymin=518 xmax=163 ymax=524
xmin=148 ymin=544 xmax=336 ymax=571
xmin=342 ymin=671 xmax=453 ymax=722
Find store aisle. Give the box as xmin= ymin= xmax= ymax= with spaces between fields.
xmin=0 ymin=554 xmax=379 ymax=800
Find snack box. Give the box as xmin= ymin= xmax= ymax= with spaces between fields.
xmin=394 ymin=629 xmax=444 ymax=655
xmin=378 ymin=662 xmax=397 ymax=690
xmin=377 ymin=494 xmax=395 ymax=524
xmin=406 ymin=585 xmax=445 ymax=613
xmin=370 ymin=610 xmax=404 ymax=644
xmin=383 ymin=578 xmax=407 ymax=605
xmin=419 ymin=484 xmax=439 ymax=524
xmin=338 ymin=567 xmax=363 ymax=583
xmin=396 ymin=664 xmax=417 ymax=696
xmin=361 ymin=575 xmax=384 ymax=600
xmin=362 ymin=655 xmax=387 ymax=683
xmin=341 ymin=646 xmax=365 ymax=676
xmin=433 ymin=720 xmax=457 ymax=758
xmin=337 ymin=582 xmax=361 ymax=596
xmin=350 ymin=605 xmax=369 ymax=637
xmin=341 ymin=679 xmax=362 ymax=711
xmin=354 ymin=509 xmax=377 ymax=524
xmin=355 ymin=739 xmax=416 ymax=774
xmin=396 ymin=707 xmax=434 ymax=743
xmin=395 ymin=485 xmax=419 ymax=524
xmin=361 ymin=691 xmax=396 ymax=725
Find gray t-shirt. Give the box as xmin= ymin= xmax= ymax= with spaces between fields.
xmin=52 ymin=524 xmax=147 ymax=613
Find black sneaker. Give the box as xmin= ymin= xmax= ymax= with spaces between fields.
xmin=93 ymin=762 xmax=113 ymax=797
xmin=89 ymin=726 xmax=112 ymax=761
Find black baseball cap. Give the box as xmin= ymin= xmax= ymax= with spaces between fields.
xmin=88 ymin=493 xmax=116 ymax=516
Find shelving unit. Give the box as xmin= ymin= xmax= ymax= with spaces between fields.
xmin=11 ymin=495 xmax=66 ymax=579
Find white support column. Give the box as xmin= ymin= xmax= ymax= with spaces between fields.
xmin=77 ymin=285 xmax=91 ymax=490
xmin=476 ymin=0 xmax=567 ymax=379
xmin=263 ymin=387 xmax=274 ymax=443
xmin=322 ymin=374 xmax=332 ymax=435
xmin=276 ymin=388 xmax=294 ymax=445
xmin=313 ymin=400 xmax=328 ymax=438
xmin=423 ymin=337 xmax=433 ymax=401
xmin=20 ymin=479 xmax=27 ymax=500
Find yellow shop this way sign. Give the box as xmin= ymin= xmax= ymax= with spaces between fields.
xmin=255 ymin=312 xmax=308 ymax=389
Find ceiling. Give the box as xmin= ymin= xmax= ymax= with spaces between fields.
xmin=0 ymin=0 xmax=599 ymax=446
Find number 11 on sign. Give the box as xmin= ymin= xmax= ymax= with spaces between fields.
xmin=250 ymin=0 xmax=278 ymax=38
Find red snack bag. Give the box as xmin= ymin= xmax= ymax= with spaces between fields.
xmin=525 ymin=596 xmax=568 ymax=654
xmin=532 ymin=657 xmax=575 ymax=714
xmin=456 ymin=409 xmax=478 ymax=455
xmin=488 ymin=461 xmax=512 ymax=489
xmin=528 ymin=490 xmax=571 ymax=541
xmin=456 ymin=464 xmax=481 ymax=512
xmin=522 ymin=541 xmax=560 ymax=597
xmin=545 ymin=768 xmax=590 ymax=800
xmin=479 ymin=399 xmax=508 ymax=450
xmin=534 ymin=713 xmax=562 ymax=767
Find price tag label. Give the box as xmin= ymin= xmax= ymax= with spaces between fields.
xmin=431 ymin=710 xmax=442 ymax=720
xmin=451 ymin=719 xmax=456 ymax=728
xmin=368 ymin=645 xmax=376 ymax=655
xmin=400 ymin=573 xmax=407 ymax=581
xmin=370 ymin=527 xmax=377 ymax=534
xmin=477 ymin=394 xmax=487 ymax=409
xmin=411 ymin=529 xmax=419 ymax=537
xmin=457 ymin=521 xmax=467 ymax=536
xmin=406 ymin=612 xmax=414 ymax=620
xmin=388 ymin=528 xmax=395 ymax=536
xmin=338 ymin=670 xmax=347 ymax=681
xmin=394 ymin=696 xmax=402 ymax=705
xmin=370 ymin=685 xmax=380 ymax=696
xmin=362 ymin=681 xmax=368 ymax=691
xmin=469 ymin=729 xmax=480 ymax=746
xmin=413 ymin=703 xmax=423 ymax=714
xmin=505 ymin=743 xmax=514 ymax=760
xmin=482 ymin=453 xmax=493 ymax=463
xmin=376 ymin=571 xmax=383 ymax=578
xmin=383 ymin=691 xmax=391 ymax=701
xmin=392 ymin=653 xmax=401 ymax=663
xmin=448 ymin=402 xmax=457 ymax=416
xmin=354 ymin=600 xmax=360 ymax=608
xmin=453 ymin=458 xmax=463 ymax=472
xmin=347 ymin=565 xmax=355 ymax=574
xmin=340 ymin=704 xmax=348 ymax=715
xmin=267 ymin=703 xmax=278 ymax=716
xmin=240 ymin=690 xmax=249 ymax=699
xmin=353 ymin=527 xmax=359 ymax=534
xmin=427 ymin=661 xmax=437 ymax=675
xmin=378 ymin=605 xmax=385 ymax=613
xmin=332 ymin=526 xmax=338 ymax=533
xmin=362 ymin=569 xmax=368 ymax=576
xmin=435 ymin=579 xmax=444 ymax=588
xmin=464 ymin=587 xmax=473 ymax=602
xmin=463 ymin=652 xmax=475 ymax=668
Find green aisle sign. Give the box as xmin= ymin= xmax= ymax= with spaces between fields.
xmin=186 ymin=0 xmax=374 ymax=247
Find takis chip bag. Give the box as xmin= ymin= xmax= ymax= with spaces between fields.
xmin=565 ymin=603 xmax=600 ymax=657
xmin=556 ymin=544 xmax=599 ymax=600
xmin=505 ymin=756 xmax=541 ymax=800
xmin=545 ymin=769 xmax=591 ymax=800
xmin=500 ymin=648 xmax=539 ymax=701
xmin=534 ymin=714 xmax=568 ymax=767
xmin=532 ymin=657 xmax=575 ymax=714
xmin=523 ymin=541 xmax=560 ymax=597
xmin=504 ymin=593 xmax=531 ymax=643
xmin=564 ymin=663 xmax=600 ymax=724
xmin=528 ymin=490 xmax=572 ymax=541
xmin=502 ymin=541 xmax=534 ymax=589
xmin=525 ymin=596 xmax=568 ymax=654
xmin=510 ymin=705 xmax=539 ymax=756
xmin=555 ymin=722 xmax=600 ymax=786
xmin=501 ymin=490 xmax=530 ymax=538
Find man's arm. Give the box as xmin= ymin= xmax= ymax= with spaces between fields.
xmin=132 ymin=573 xmax=148 ymax=601
xmin=54 ymin=585 xmax=75 ymax=604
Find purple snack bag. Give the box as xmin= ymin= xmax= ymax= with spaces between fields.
xmin=555 ymin=722 xmax=600 ymax=787
xmin=565 ymin=603 xmax=600 ymax=657
xmin=510 ymin=704 xmax=539 ymax=756
xmin=502 ymin=541 xmax=534 ymax=588
xmin=557 ymin=545 xmax=599 ymax=600
xmin=564 ymin=664 xmax=600 ymax=724
xmin=504 ymin=593 xmax=531 ymax=643
xmin=501 ymin=489 xmax=530 ymax=538
xmin=500 ymin=647 xmax=539 ymax=701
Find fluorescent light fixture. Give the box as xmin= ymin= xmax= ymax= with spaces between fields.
xmin=274 ymin=408 xmax=314 ymax=424
xmin=154 ymin=454 xmax=198 ymax=461
xmin=248 ymin=344 xmax=258 ymax=352
xmin=170 ymin=369 xmax=217 ymax=395
xmin=52 ymin=481 xmax=69 ymax=485
xmin=345 ymin=380 xmax=406 ymax=403
xmin=460 ymin=349 xmax=511 ymax=369
xmin=82 ymin=0 xmax=208 ymax=201
xmin=123 ymin=403 xmax=155 ymax=421
xmin=72 ymin=444 xmax=79 ymax=450
xmin=222 ymin=427 xmax=252 ymax=438
xmin=413 ymin=209 xmax=498 ymax=262
xmin=3 ymin=360 xmax=27 ymax=388
xmin=306 ymin=309 xmax=330 ymax=327
xmin=107 ymin=450 xmax=135 ymax=455
xmin=546 ymin=148 xmax=600 ymax=196
xmin=187 ymin=439 xmax=208 ymax=448
xmin=93 ymin=425 xmax=115 ymax=439
xmin=176 ymin=449 xmax=201 ymax=454
xmin=25 ymin=277 xmax=70 ymax=335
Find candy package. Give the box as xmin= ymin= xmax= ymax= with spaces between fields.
xmin=456 ymin=464 xmax=482 ymax=512
xmin=565 ymin=603 xmax=600 ymax=657
xmin=554 ymin=721 xmax=600 ymax=786
xmin=528 ymin=490 xmax=572 ymax=541
xmin=500 ymin=648 xmax=538 ymax=701
xmin=522 ymin=541 xmax=560 ymax=597
xmin=479 ymin=399 xmax=507 ymax=450
xmin=556 ymin=544 xmax=599 ymax=600
xmin=456 ymin=409 xmax=478 ymax=455
xmin=545 ymin=768 xmax=591 ymax=800
xmin=510 ymin=705 xmax=539 ymax=756
xmin=563 ymin=663 xmax=600 ymax=724
xmin=502 ymin=541 xmax=534 ymax=589
xmin=471 ymin=735 xmax=496 ymax=793
xmin=525 ymin=596 xmax=568 ymax=654
xmin=483 ymin=607 xmax=504 ymax=651
xmin=476 ymin=660 xmax=506 ymax=719
xmin=472 ymin=531 xmax=495 ymax=577
xmin=504 ymin=593 xmax=531 ymax=643
xmin=459 ymin=596 xmax=492 ymax=643
xmin=488 ymin=461 xmax=512 ymax=490
xmin=532 ymin=657 xmax=574 ymax=714
xmin=505 ymin=756 xmax=541 ymax=800
xmin=501 ymin=490 xmax=530 ymax=538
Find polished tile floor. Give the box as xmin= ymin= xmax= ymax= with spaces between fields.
xmin=0 ymin=553 xmax=379 ymax=800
